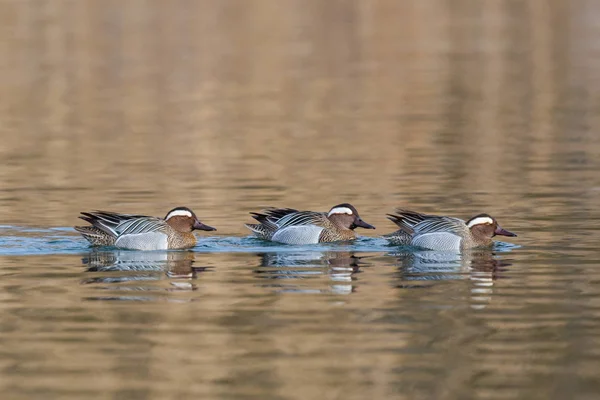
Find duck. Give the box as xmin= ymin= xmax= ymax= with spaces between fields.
xmin=384 ymin=209 xmax=516 ymax=251
xmin=74 ymin=206 xmax=216 ymax=250
xmin=245 ymin=203 xmax=375 ymax=244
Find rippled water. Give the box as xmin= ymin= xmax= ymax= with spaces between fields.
xmin=2 ymin=0 xmax=600 ymax=399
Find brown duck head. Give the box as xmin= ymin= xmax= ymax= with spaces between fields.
xmin=467 ymin=213 xmax=516 ymax=245
xmin=164 ymin=207 xmax=216 ymax=233
xmin=326 ymin=203 xmax=375 ymax=231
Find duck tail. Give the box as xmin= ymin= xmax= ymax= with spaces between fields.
xmin=244 ymin=223 xmax=274 ymax=240
xmin=74 ymin=226 xmax=116 ymax=246
xmin=251 ymin=212 xmax=281 ymax=230
xmin=382 ymin=229 xmax=413 ymax=245
xmin=386 ymin=213 xmax=416 ymax=235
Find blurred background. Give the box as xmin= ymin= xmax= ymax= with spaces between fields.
xmin=1 ymin=1 xmax=600 ymax=399
xmin=1 ymin=0 xmax=598 ymax=231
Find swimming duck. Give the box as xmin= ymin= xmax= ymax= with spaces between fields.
xmin=75 ymin=206 xmax=216 ymax=250
xmin=384 ymin=209 xmax=516 ymax=251
xmin=246 ymin=203 xmax=375 ymax=244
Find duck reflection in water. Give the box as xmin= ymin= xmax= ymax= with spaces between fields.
xmin=254 ymin=250 xmax=368 ymax=295
xmin=81 ymin=250 xmax=209 ymax=298
xmin=393 ymin=249 xmax=512 ymax=308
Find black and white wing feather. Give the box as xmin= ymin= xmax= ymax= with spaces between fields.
xmin=387 ymin=209 xmax=438 ymax=234
xmin=79 ymin=211 xmax=168 ymax=238
xmin=386 ymin=209 xmax=470 ymax=250
xmin=251 ymin=208 xmax=327 ymax=229
xmin=411 ymin=216 xmax=467 ymax=236
xmin=274 ymin=210 xmax=328 ymax=228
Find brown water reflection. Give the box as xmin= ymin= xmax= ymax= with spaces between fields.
xmin=1 ymin=0 xmax=600 ymax=399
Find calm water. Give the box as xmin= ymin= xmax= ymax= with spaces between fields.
xmin=1 ymin=1 xmax=600 ymax=399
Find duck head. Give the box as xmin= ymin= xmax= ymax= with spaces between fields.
xmin=467 ymin=214 xmax=516 ymax=241
xmin=327 ymin=203 xmax=375 ymax=230
xmin=165 ymin=207 xmax=216 ymax=233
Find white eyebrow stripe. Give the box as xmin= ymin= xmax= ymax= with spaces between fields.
xmin=328 ymin=207 xmax=353 ymax=217
xmin=467 ymin=216 xmax=494 ymax=228
xmin=165 ymin=210 xmax=193 ymax=219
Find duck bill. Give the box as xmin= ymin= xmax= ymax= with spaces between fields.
xmin=354 ymin=218 xmax=376 ymax=230
xmin=193 ymin=220 xmax=216 ymax=231
xmin=495 ymin=226 xmax=516 ymax=237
